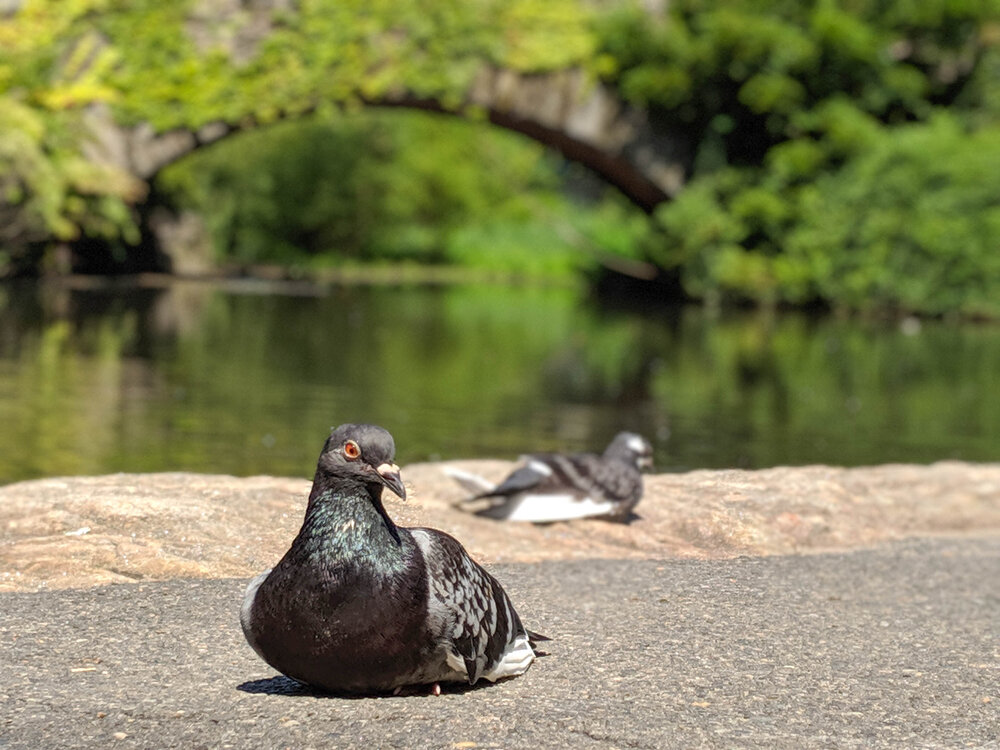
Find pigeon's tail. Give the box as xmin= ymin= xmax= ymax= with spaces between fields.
xmin=527 ymin=629 xmax=550 ymax=643
xmin=442 ymin=466 xmax=495 ymax=497
xmin=527 ymin=629 xmax=551 ymax=657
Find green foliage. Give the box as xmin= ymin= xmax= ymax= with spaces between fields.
xmin=597 ymin=0 xmax=1000 ymax=315
xmin=0 ymin=2 xmax=143 ymax=273
xmin=158 ymin=110 xmax=648 ymax=276
xmin=3 ymin=0 xmax=1000 ymax=315
xmin=651 ymin=114 xmax=1000 ymax=315
xmin=88 ymin=0 xmax=595 ymax=129
xmin=0 ymin=97 xmax=142 ymax=274
xmin=788 ymin=116 xmax=1000 ymax=316
xmin=0 ymin=0 xmax=596 ymax=272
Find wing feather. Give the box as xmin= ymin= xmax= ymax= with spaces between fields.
xmin=410 ymin=528 xmax=535 ymax=684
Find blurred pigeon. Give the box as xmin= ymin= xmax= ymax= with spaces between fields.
xmin=446 ymin=432 xmax=654 ymax=523
xmin=241 ymin=423 xmax=546 ymax=695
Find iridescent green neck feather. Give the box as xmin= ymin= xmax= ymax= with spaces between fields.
xmin=289 ymin=483 xmax=408 ymax=573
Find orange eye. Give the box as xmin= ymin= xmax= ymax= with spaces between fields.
xmin=343 ymin=440 xmax=361 ymax=460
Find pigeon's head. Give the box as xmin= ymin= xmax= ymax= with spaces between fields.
xmin=317 ymin=423 xmax=406 ymax=500
xmin=604 ymin=432 xmax=654 ymax=472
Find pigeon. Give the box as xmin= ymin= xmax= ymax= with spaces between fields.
xmin=240 ymin=423 xmax=545 ymax=695
xmin=446 ymin=432 xmax=654 ymax=523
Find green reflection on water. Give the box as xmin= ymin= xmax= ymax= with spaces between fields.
xmin=0 ymin=280 xmax=997 ymax=485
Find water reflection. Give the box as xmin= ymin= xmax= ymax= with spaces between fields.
xmin=0 ymin=279 xmax=997 ymax=484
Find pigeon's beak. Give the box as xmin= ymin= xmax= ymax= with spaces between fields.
xmin=376 ymin=462 xmax=406 ymax=501
xmin=638 ymin=455 xmax=654 ymax=472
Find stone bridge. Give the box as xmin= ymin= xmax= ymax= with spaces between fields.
xmin=58 ymin=0 xmax=691 ymax=270
xmin=85 ymin=67 xmax=689 ymax=215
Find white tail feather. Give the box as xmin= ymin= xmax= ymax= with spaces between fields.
xmin=481 ymin=632 xmax=536 ymax=682
xmin=442 ymin=466 xmax=496 ymax=495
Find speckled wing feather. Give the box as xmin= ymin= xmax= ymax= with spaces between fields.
xmin=546 ymin=452 xmax=642 ymax=508
xmin=409 ymin=527 xmax=535 ymax=684
xmin=481 ymin=452 xmax=641 ymax=513
xmin=474 ymin=461 xmax=551 ymax=498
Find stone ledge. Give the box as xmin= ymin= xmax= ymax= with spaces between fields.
xmin=1 ymin=461 xmax=998 ymax=592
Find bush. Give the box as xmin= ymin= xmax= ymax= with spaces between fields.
xmin=650 ymin=115 xmax=1000 ymax=316
xmin=789 ymin=116 xmax=1000 ymax=316
xmin=0 ymin=98 xmax=142 ymax=276
xmin=596 ymin=0 xmax=1000 ymax=315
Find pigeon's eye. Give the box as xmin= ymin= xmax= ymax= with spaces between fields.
xmin=343 ymin=440 xmax=361 ymax=460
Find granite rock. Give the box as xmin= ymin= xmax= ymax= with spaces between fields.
xmin=1 ymin=461 xmax=998 ymax=591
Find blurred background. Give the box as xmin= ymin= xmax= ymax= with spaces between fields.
xmin=1 ymin=0 xmax=998 ymax=483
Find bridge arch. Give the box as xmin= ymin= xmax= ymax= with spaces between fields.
xmin=83 ymin=67 xmax=690 ymax=217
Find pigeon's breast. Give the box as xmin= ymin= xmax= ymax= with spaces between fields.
xmin=247 ymin=553 xmax=431 ymax=693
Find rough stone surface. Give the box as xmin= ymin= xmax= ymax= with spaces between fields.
xmin=1 ymin=462 xmax=998 ymax=592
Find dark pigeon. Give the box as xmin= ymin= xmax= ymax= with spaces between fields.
xmin=241 ymin=423 xmax=545 ymax=695
xmin=446 ymin=432 xmax=654 ymax=523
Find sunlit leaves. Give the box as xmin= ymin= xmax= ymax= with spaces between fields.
xmin=0 ymin=97 xmax=142 ymax=265
xmin=600 ymin=0 xmax=999 ymax=315
xmin=787 ymin=116 xmax=1000 ymax=316
xmin=497 ymin=0 xmax=596 ymax=70
xmin=738 ymin=72 xmax=806 ymax=114
xmin=0 ymin=0 xmax=596 ymax=266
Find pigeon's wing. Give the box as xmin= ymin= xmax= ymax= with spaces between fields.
xmin=444 ymin=460 xmax=553 ymax=507
xmin=449 ymin=458 xmax=559 ymax=518
xmin=453 ymin=451 xmax=643 ymax=522
xmin=454 ymin=456 xmax=571 ymax=520
xmin=474 ymin=458 xmax=555 ymax=499
xmin=490 ymin=452 xmax=643 ymax=522
xmin=409 ymin=527 xmax=537 ymax=684
xmin=499 ymin=452 xmax=640 ymax=501
xmin=555 ymin=452 xmax=643 ymax=512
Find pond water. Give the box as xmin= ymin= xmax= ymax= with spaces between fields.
xmin=1 ymin=278 xmax=998 ymax=485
